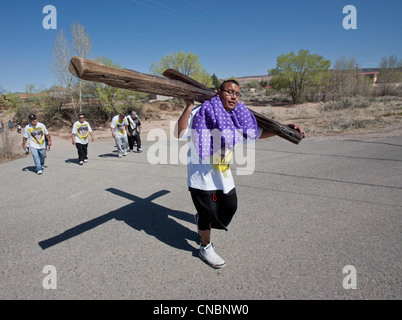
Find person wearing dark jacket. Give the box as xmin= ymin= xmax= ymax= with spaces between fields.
xmin=127 ymin=111 xmax=143 ymax=152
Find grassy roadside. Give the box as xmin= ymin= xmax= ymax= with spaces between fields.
xmin=252 ymin=95 xmax=402 ymax=136
xmin=1 ymin=95 xmax=402 ymax=162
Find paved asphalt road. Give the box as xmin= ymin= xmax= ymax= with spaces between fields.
xmin=0 ymin=133 xmax=401 ymax=300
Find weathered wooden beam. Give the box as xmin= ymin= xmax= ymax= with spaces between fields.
xmin=248 ymin=109 xmax=303 ymax=144
xmin=162 ymin=69 xmax=304 ymax=145
xmin=162 ymin=69 xmax=213 ymax=92
xmin=69 ymin=56 xmax=303 ymax=144
xmin=69 ymin=56 xmax=215 ymax=102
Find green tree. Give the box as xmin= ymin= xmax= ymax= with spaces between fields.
xmin=268 ymin=49 xmax=331 ymax=104
xmin=94 ymin=57 xmax=142 ymax=120
xmin=2 ymin=93 xmax=31 ymax=123
xmin=150 ymin=51 xmax=212 ymax=87
xmin=94 ymin=57 xmax=124 ymax=118
xmin=211 ymin=73 xmax=220 ymax=89
xmin=3 ymin=93 xmax=22 ymax=111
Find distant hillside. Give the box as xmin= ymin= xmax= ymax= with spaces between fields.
xmin=232 ymin=75 xmax=273 ymax=85
xmin=219 ymin=75 xmax=272 ymax=85
xmin=223 ymin=68 xmax=384 ymax=85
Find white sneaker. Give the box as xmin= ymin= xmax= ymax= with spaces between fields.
xmin=199 ymin=243 xmax=226 ymax=268
xmin=79 ymin=161 xmax=84 ymax=165
xmin=123 ymin=152 xmax=127 ymax=156
xmin=118 ymin=154 xmax=122 ymax=158
xmin=83 ymin=159 xmax=88 ymax=163
xmin=37 ymin=170 xmax=43 ymax=175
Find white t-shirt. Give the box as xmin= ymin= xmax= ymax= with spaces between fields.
xmin=23 ymin=122 xmax=48 ymax=150
xmin=181 ymin=106 xmax=262 ymax=194
xmin=72 ymin=121 xmax=92 ymax=144
xmin=110 ymin=115 xmax=128 ymax=137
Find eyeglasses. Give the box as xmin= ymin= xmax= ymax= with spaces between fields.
xmin=221 ymin=89 xmax=240 ymax=98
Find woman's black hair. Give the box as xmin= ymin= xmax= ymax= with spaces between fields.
xmin=219 ymin=79 xmax=240 ymax=90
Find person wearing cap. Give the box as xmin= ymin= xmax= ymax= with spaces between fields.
xmin=127 ymin=111 xmax=143 ymax=152
xmin=110 ymin=113 xmax=129 ymax=158
xmin=72 ymin=114 xmax=95 ymax=165
xmin=22 ymin=114 xmax=52 ymax=175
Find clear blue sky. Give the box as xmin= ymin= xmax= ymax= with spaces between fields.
xmin=0 ymin=0 xmax=401 ymax=93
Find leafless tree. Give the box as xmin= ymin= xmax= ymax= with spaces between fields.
xmin=51 ymin=29 xmax=77 ymax=116
xmin=51 ymin=22 xmax=92 ymax=116
xmin=379 ymin=55 xmax=402 ymax=95
xmin=71 ymin=22 xmax=92 ymax=111
xmin=331 ymin=57 xmax=357 ymax=99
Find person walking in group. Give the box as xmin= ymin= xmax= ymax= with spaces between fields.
xmin=176 ymin=80 xmax=306 ymax=268
xmin=110 ymin=113 xmax=129 ymax=158
xmin=72 ymin=114 xmax=95 ymax=165
xmin=127 ymin=111 xmax=143 ymax=153
xmin=22 ymin=114 xmax=52 ymax=175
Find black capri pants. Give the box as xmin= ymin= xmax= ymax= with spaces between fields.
xmin=190 ymin=187 xmax=238 ymax=231
xmin=75 ymin=143 xmax=88 ymax=162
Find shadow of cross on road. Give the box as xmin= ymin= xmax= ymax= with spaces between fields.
xmin=38 ymin=188 xmax=199 ymax=254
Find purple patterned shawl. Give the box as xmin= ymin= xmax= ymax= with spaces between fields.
xmin=191 ymin=95 xmax=258 ymax=159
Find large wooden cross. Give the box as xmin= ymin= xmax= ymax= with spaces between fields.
xmin=69 ymin=56 xmax=303 ymax=144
